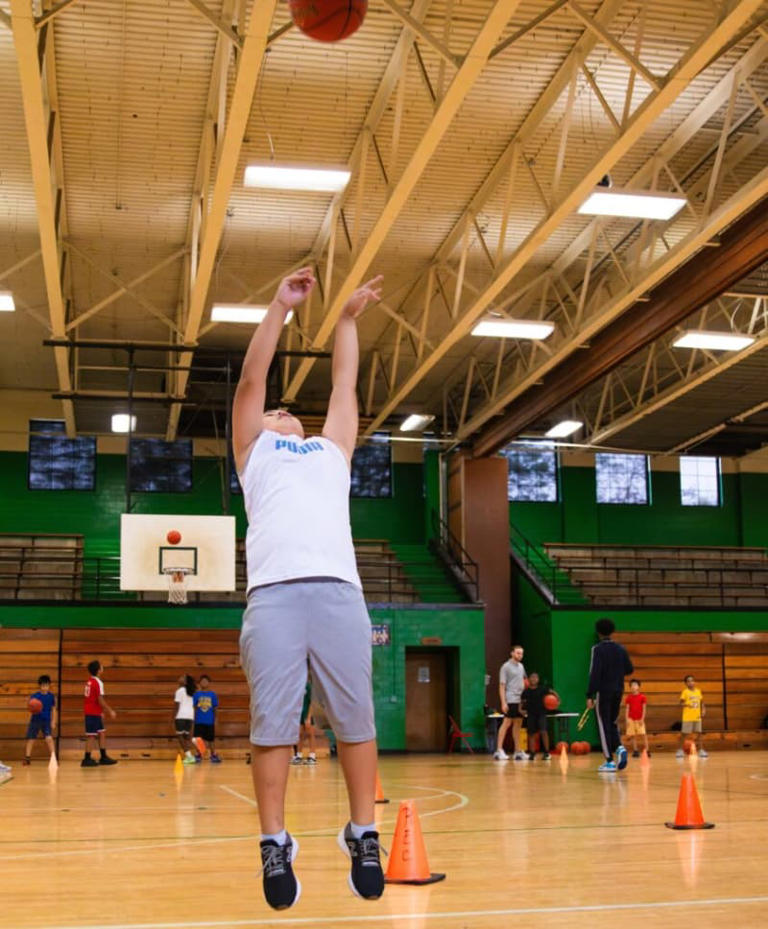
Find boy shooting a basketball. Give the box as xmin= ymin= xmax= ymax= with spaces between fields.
xmin=233 ymin=267 xmax=384 ymax=910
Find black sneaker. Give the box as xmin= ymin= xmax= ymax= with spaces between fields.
xmin=81 ymin=757 xmax=99 ymax=767
xmin=632 ymin=750 xmax=640 ymax=758
xmin=99 ymin=755 xmax=118 ymax=766
xmin=259 ymin=835 xmax=301 ymax=910
xmin=337 ymin=823 xmax=385 ymax=900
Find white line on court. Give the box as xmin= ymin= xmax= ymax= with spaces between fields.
xmin=0 ymin=834 xmax=254 ymax=863
xmin=40 ymin=895 xmax=768 ymax=929
xmin=219 ymin=785 xmax=258 ymax=806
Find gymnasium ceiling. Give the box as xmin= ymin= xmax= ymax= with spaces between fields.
xmin=0 ymin=0 xmax=767 ymax=457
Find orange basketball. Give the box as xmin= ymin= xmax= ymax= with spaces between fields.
xmin=167 ymin=530 xmax=182 ymax=545
xmin=580 ymin=741 xmax=591 ymax=754
xmin=29 ymin=697 xmax=43 ymax=713
xmin=543 ymin=693 xmax=560 ymax=711
xmin=683 ymin=738 xmax=695 ymax=754
xmin=289 ymin=0 xmax=367 ymax=42
xmin=570 ymin=741 xmax=583 ymax=755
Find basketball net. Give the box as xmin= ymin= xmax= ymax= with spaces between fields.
xmin=163 ymin=567 xmax=191 ymax=605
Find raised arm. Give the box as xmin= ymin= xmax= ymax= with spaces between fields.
xmin=322 ymin=275 xmax=383 ymax=461
xmin=232 ymin=267 xmax=316 ymax=473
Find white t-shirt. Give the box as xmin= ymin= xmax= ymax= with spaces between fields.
xmin=239 ymin=430 xmax=361 ymax=592
xmin=500 ymin=660 xmax=527 ymax=703
xmin=174 ymin=687 xmax=194 ymax=720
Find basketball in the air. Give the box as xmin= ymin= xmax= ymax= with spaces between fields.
xmin=289 ymin=0 xmax=367 ymax=42
xmin=29 ymin=697 xmax=43 ymax=713
xmin=543 ymin=693 xmax=560 ymax=711
xmin=167 ymin=530 xmax=182 ymax=545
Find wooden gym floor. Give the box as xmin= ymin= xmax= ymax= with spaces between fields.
xmin=2 ymin=752 xmax=768 ymax=929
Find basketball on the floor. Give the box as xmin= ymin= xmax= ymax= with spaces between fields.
xmin=289 ymin=0 xmax=367 ymax=42
xmin=29 ymin=697 xmax=43 ymax=713
xmin=683 ymin=738 xmax=695 ymax=754
xmin=544 ymin=693 xmax=560 ymax=710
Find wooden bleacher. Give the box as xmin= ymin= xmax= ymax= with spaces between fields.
xmin=546 ymin=543 xmax=768 ymax=607
xmin=615 ymin=631 xmax=768 ymax=750
xmin=0 ymin=533 xmax=83 ymax=600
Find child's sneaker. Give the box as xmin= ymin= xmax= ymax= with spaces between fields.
xmin=291 ymin=753 xmax=303 ymax=765
xmin=527 ymin=752 xmax=536 ymax=761
xmin=616 ymin=746 xmax=628 ymax=770
xmin=22 ymin=758 xmax=31 ymax=766
xmin=182 ymin=754 xmax=197 ymax=765
xmin=632 ymin=750 xmax=639 ymax=758
xmin=676 ymin=749 xmax=684 ymax=759
xmin=210 ymin=753 xmax=222 ymax=763
xmin=513 ymin=751 xmax=527 ymax=761
xmin=699 ymin=748 xmax=709 ymax=758
xmin=81 ymin=756 xmax=99 ymax=767
xmin=597 ymin=760 xmax=617 ymax=773
xmin=337 ymin=823 xmax=385 ymax=900
xmin=493 ymin=749 xmax=509 ymax=761
xmin=305 ymin=753 xmax=317 ymax=765
xmin=260 ymin=834 xmax=300 ymax=910
xmin=99 ymin=755 xmax=118 ymax=766
xmin=542 ymin=752 xmax=551 ymax=761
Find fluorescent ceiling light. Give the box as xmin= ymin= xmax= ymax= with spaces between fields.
xmin=578 ymin=189 xmax=686 ymax=220
xmin=471 ymin=317 xmax=555 ymax=340
xmin=545 ymin=420 xmax=583 ymax=438
xmin=0 ymin=291 xmax=15 ymax=312
xmin=400 ymin=413 xmax=435 ymax=432
xmin=244 ymin=164 xmax=351 ymax=193
xmin=111 ymin=414 xmax=137 ymax=433
xmin=672 ymin=330 xmax=755 ymax=351
xmin=211 ymin=304 xmax=293 ymax=324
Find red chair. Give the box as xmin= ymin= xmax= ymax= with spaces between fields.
xmin=448 ymin=715 xmax=474 ymax=753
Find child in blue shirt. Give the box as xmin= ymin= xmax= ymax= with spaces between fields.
xmin=23 ymin=674 xmax=57 ymax=765
xmin=193 ymin=674 xmax=221 ymax=763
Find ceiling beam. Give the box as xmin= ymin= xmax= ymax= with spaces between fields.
xmin=473 ymin=186 xmax=768 ymax=455
xmin=10 ymin=0 xmax=75 ymax=433
xmin=281 ymin=0 xmax=524 ymax=403
xmin=364 ymin=0 xmax=766 ymax=437
xmin=166 ymin=0 xmax=279 ymax=439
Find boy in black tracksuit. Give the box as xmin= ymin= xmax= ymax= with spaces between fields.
xmin=586 ymin=618 xmax=634 ymax=772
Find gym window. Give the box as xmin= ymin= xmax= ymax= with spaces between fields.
xmin=129 ymin=438 xmax=193 ymax=493
xmin=351 ymin=434 xmax=392 ymax=498
xmin=596 ymin=453 xmax=649 ymax=505
xmin=680 ymin=456 xmax=720 ymax=507
xmin=501 ymin=443 xmax=558 ymax=502
xmin=28 ymin=419 xmax=96 ymax=491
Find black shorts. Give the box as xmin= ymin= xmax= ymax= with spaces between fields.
xmin=195 ymin=722 xmax=215 ymax=742
xmin=504 ymin=703 xmax=522 ymax=719
xmin=525 ymin=714 xmax=548 ymax=733
xmin=85 ymin=714 xmax=104 ymax=736
xmin=175 ymin=718 xmax=193 ymax=734
xmin=26 ymin=718 xmax=52 ymax=739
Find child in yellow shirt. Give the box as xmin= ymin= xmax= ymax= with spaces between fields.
xmin=677 ymin=674 xmax=708 ymax=759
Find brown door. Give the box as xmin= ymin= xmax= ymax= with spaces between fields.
xmin=405 ymin=649 xmax=448 ymax=751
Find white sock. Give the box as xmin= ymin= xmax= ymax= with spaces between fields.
xmin=262 ymin=829 xmax=288 ymax=845
xmin=350 ymin=821 xmax=376 ymax=839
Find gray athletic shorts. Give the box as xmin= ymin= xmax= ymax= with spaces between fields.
xmin=240 ymin=577 xmax=376 ymax=746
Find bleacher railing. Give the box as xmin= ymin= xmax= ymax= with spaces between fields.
xmin=429 ymin=511 xmax=480 ymax=603
xmin=509 ymin=525 xmax=585 ymax=605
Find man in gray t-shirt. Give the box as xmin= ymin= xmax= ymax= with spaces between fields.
xmin=494 ymin=645 xmax=527 ymax=761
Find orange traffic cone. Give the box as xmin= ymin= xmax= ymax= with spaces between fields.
xmin=665 ymin=773 xmax=715 ymax=830
xmin=375 ymin=771 xmax=389 ymax=804
xmin=385 ymin=800 xmax=446 ymax=885
xmin=640 ymin=749 xmax=650 ymax=767
xmin=195 ymin=737 xmax=206 ymax=756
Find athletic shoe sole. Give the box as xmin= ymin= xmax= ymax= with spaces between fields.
xmin=617 ymin=747 xmax=628 ymax=770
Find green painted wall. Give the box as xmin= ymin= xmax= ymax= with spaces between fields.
xmin=0 ymin=451 xmax=426 ymax=551
xmin=510 ymin=465 xmax=767 ymax=549
xmin=0 ymin=602 xmax=485 ymax=751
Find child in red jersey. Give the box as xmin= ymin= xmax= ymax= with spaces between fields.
xmin=624 ymin=678 xmax=649 ymax=758
xmin=82 ymin=660 xmax=118 ymax=767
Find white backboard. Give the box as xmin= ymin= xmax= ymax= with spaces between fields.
xmin=120 ymin=514 xmax=236 ymax=591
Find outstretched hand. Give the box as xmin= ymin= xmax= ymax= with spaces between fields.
xmin=274 ymin=267 xmax=316 ymax=311
xmin=341 ymin=274 xmax=383 ymax=319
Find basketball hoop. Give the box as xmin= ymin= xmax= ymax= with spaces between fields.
xmin=163 ymin=567 xmax=192 ymax=605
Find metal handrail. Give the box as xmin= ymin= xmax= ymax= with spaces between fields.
xmin=429 ymin=511 xmax=480 ymax=602
xmin=509 ymin=524 xmax=585 ymax=605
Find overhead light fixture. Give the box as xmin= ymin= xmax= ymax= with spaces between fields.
xmin=672 ymin=330 xmax=755 ymax=351
xmin=400 ymin=413 xmax=435 ymax=432
xmin=111 ymin=414 xmax=137 ymax=433
xmin=0 ymin=291 xmax=15 ymax=312
xmin=545 ymin=420 xmax=583 ymax=438
xmin=578 ymin=189 xmax=686 ymax=220
xmin=211 ymin=304 xmax=293 ymax=324
xmin=244 ymin=164 xmax=351 ymax=193
xmin=471 ymin=317 xmax=555 ymax=340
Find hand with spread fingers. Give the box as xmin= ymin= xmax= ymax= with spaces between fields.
xmin=275 ymin=267 xmax=317 ymax=312
xmin=341 ymin=275 xmax=383 ymax=319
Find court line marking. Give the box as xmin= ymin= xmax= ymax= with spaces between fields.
xmin=41 ymin=895 xmax=768 ymax=929
xmin=0 ymin=834 xmax=255 ymax=862
xmin=219 ymin=785 xmax=258 ymax=807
